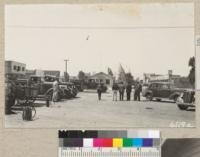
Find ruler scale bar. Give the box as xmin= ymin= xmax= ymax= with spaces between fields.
xmin=59 ymin=148 xmax=160 ymax=157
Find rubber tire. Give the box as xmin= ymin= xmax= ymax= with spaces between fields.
xmin=146 ymin=93 xmax=153 ymax=101
xmin=156 ymin=98 xmax=161 ymax=101
xmin=46 ymin=90 xmax=53 ymax=100
xmin=178 ymin=104 xmax=188 ymax=110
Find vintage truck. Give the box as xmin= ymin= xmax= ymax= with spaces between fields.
xmin=16 ymin=75 xmax=78 ymax=101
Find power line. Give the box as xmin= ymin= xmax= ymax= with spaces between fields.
xmin=6 ymin=25 xmax=194 ymax=30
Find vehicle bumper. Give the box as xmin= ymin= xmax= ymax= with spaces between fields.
xmin=177 ymin=102 xmax=195 ymax=107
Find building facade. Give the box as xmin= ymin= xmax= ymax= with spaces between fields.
xmin=144 ymin=73 xmax=180 ymax=83
xmin=25 ymin=69 xmax=60 ymax=78
xmin=144 ymin=72 xmax=193 ymax=89
xmin=43 ymin=70 xmax=60 ymax=77
xmin=5 ymin=60 xmax=26 ymax=79
xmin=88 ymin=72 xmax=114 ymax=86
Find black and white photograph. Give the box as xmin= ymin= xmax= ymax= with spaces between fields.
xmin=162 ymin=138 xmax=200 ymax=157
xmin=4 ymin=3 xmax=195 ymax=128
xmin=196 ymin=35 xmax=200 ymax=90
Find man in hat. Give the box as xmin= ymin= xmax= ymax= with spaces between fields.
xmin=134 ymin=81 xmax=142 ymax=101
xmin=126 ymin=83 xmax=132 ymax=101
xmin=5 ymin=76 xmax=17 ymax=114
xmin=52 ymin=78 xmax=59 ymax=103
xmin=118 ymin=82 xmax=125 ymax=101
xmin=112 ymin=82 xmax=119 ymax=101
xmin=97 ymin=84 xmax=103 ymax=100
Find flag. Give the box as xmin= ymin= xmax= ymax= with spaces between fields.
xmin=118 ymin=64 xmax=127 ymax=84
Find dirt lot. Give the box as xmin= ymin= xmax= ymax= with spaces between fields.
xmin=5 ymin=90 xmax=195 ymax=128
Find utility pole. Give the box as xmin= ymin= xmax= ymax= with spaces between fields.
xmin=64 ymin=59 xmax=69 ymax=82
xmin=64 ymin=59 xmax=69 ymax=74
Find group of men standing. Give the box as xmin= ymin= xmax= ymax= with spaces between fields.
xmin=112 ymin=81 xmax=142 ymax=101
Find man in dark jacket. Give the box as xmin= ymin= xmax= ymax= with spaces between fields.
xmin=126 ymin=83 xmax=132 ymax=101
xmin=134 ymin=82 xmax=142 ymax=101
xmin=134 ymin=82 xmax=138 ymax=101
xmin=118 ymin=82 xmax=125 ymax=101
xmin=5 ymin=78 xmax=17 ymax=114
xmin=138 ymin=82 xmax=142 ymax=101
xmin=97 ymin=84 xmax=102 ymax=100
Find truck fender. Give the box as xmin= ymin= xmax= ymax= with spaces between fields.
xmin=145 ymin=90 xmax=153 ymax=97
xmin=46 ymin=88 xmax=53 ymax=95
xmin=169 ymin=92 xmax=180 ymax=100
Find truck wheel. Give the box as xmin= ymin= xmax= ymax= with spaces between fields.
xmin=178 ymin=104 xmax=188 ymax=110
xmin=146 ymin=93 xmax=153 ymax=101
xmin=46 ymin=90 xmax=53 ymax=101
xmin=156 ymin=98 xmax=161 ymax=101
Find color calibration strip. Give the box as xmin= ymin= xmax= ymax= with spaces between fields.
xmin=60 ymin=138 xmax=159 ymax=147
xmin=58 ymin=130 xmax=160 ymax=157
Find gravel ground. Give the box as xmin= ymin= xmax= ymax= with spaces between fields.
xmin=5 ymin=90 xmax=195 ymax=128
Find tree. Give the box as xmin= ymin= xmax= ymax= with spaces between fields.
xmin=78 ymin=71 xmax=86 ymax=81
xmin=125 ymin=72 xmax=134 ymax=84
xmin=188 ymin=56 xmax=195 ymax=87
xmin=108 ymin=67 xmax=113 ymax=76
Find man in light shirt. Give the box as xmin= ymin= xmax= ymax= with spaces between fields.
xmin=52 ymin=79 xmax=59 ymax=103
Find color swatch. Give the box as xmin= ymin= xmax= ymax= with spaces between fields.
xmin=59 ymin=130 xmax=160 ymax=138
xmin=61 ymin=137 xmax=158 ymax=147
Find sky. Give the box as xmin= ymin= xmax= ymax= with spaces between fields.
xmin=5 ymin=3 xmax=194 ymax=79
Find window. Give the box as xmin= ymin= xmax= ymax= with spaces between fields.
xmin=91 ymin=79 xmax=95 ymax=83
xmin=106 ymin=79 xmax=110 ymax=84
xmin=13 ymin=65 xmax=17 ymax=70
xmin=162 ymin=84 xmax=169 ymax=89
xmin=17 ymin=66 xmax=21 ymax=71
xmin=157 ymin=84 xmax=162 ymax=89
xmin=22 ymin=67 xmax=25 ymax=71
xmin=151 ymin=83 xmax=158 ymax=88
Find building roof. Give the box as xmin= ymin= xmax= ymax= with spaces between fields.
xmin=89 ymin=72 xmax=113 ymax=79
xmin=5 ymin=60 xmax=26 ymax=66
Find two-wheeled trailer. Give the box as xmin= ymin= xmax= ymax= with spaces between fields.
xmin=16 ymin=86 xmax=39 ymax=121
